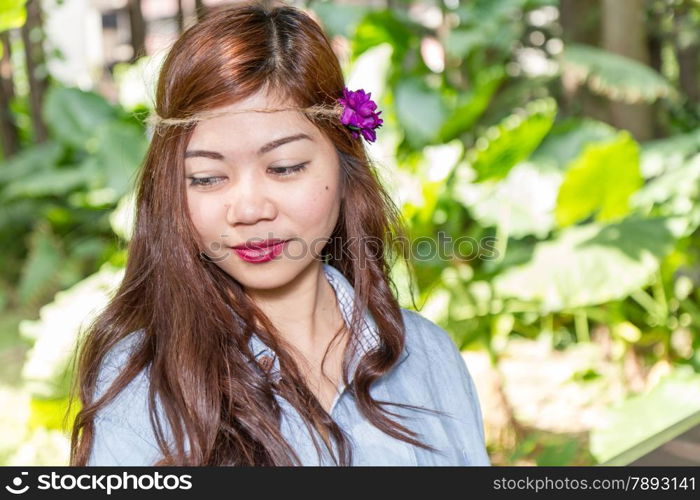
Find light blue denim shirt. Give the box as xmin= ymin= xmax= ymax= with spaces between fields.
xmin=88 ymin=264 xmax=490 ymax=466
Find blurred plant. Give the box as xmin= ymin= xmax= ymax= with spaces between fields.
xmin=0 ymin=0 xmax=26 ymax=36
xmin=0 ymin=85 xmax=146 ymax=313
xmin=1 ymin=0 xmax=699 ymax=467
xmin=319 ymin=0 xmax=700 ymax=464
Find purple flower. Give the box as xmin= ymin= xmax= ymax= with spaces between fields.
xmin=337 ymin=87 xmax=383 ymax=143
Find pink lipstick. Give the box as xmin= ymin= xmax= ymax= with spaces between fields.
xmin=231 ymin=239 xmax=288 ymax=264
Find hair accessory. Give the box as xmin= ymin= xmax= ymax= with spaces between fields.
xmin=337 ymin=87 xmax=383 ymax=143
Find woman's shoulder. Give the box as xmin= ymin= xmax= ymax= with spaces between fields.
xmin=396 ymin=307 xmax=479 ymax=397
xmin=397 ymin=307 xmax=490 ymax=464
xmin=399 ymin=308 xmax=462 ymax=363
xmin=93 ymin=329 xmax=149 ymax=411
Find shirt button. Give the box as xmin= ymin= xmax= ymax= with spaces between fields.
xmin=257 ymin=355 xmax=274 ymax=371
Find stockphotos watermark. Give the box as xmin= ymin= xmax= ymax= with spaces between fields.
xmin=201 ymin=232 xmax=499 ymax=265
xmin=4 ymin=470 xmax=192 ymax=495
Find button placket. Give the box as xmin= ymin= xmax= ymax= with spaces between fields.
xmin=256 ymin=354 xmax=274 ymax=372
xmin=254 ymin=350 xmax=281 ymax=381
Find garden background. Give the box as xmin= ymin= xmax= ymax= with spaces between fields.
xmin=0 ymin=0 xmax=699 ymax=466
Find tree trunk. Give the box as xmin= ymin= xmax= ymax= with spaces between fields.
xmin=20 ymin=0 xmax=48 ymax=144
xmin=195 ymin=0 xmax=206 ymax=21
xmin=601 ymin=0 xmax=654 ymax=142
xmin=176 ymin=0 xmax=185 ymax=34
xmin=647 ymin=3 xmax=666 ymax=138
xmin=674 ymin=0 xmax=700 ymax=107
xmin=128 ymin=0 xmax=146 ymax=63
xmin=559 ymin=0 xmax=610 ymax=122
xmin=0 ymin=31 xmax=20 ymax=158
xmin=560 ymin=0 xmax=601 ymax=46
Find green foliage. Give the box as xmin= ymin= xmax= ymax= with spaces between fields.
xmin=591 ymin=367 xmax=700 ymax=464
xmin=451 ymin=0 xmax=555 ymax=60
xmin=43 ymin=87 xmax=118 ymax=151
xmin=493 ymin=218 xmax=677 ymax=311
xmin=465 ymin=98 xmax=557 ymax=182
xmin=555 ymin=132 xmax=643 ymax=227
xmin=394 ymin=77 xmax=449 ymax=148
xmin=339 ymin=1 xmax=700 ymax=465
xmin=3 ymin=0 xmax=700 ymax=467
xmin=453 ymin=160 xmax=562 ymax=239
xmin=351 ymin=9 xmax=414 ymax=66
xmin=3 ymin=163 xmax=93 ymax=199
xmin=20 ymin=263 xmax=125 ymax=399
xmin=313 ymin=3 xmax=369 ymax=39
xmin=438 ymin=66 xmax=506 ymax=143
xmin=28 ymin=397 xmax=76 ymax=433
xmin=641 ymin=129 xmax=700 ymax=178
xmin=531 ymin=118 xmax=619 ymax=169
xmin=562 ymin=44 xmax=676 ymax=103
xmin=0 ymin=141 xmax=63 ymax=185
xmin=0 ymin=0 xmax=26 ymax=34
xmin=0 ymin=84 xmax=146 ymax=310
xmin=17 ymin=223 xmax=62 ymax=307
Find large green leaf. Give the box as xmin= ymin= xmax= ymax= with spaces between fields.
xmin=452 ymin=162 xmax=562 ymax=239
xmin=2 ymin=163 xmax=92 ymax=199
xmin=313 ymin=3 xmax=369 ymax=39
xmin=0 ymin=199 xmax=35 ymax=240
xmin=531 ymin=118 xmax=618 ymax=169
xmin=466 ymin=98 xmax=557 ymax=182
xmin=555 ymin=132 xmax=642 ymax=227
xmin=17 ymin=223 xmax=63 ymax=306
xmin=43 ymin=86 xmax=116 ymax=150
xmin=0 ymin=0 xmax=26 ymax=33
xmin=94 ymin=120 xmax=148 ymax=198
xmin=634 ymin=155 xmax=700 ymax=211
xmin=591 ymin=368 xmax=700 ymax=464
xmin=0 ymin=141 xmax=62 ymax=185
xmin=20 ymin=264 xmax=125 ymax=398
xmin=561 ymin=44 xmax=675 ymax=103
xmin=444 ymin=28 xmax=488 ymax=60
xmin=394 ymin=78 xmax=449 ymax=149
xmin=351 ymin=10 xmax=414 ymax=64
xmin=438 ymin=66 xmax=505 ymax=143
xmin=493 ymin=217 xmax=677 ymax=311
xmin=451 ymin=0 xmax=530 ymax=57
xmin=632 ymin=154 xmax=700 ymax=237
xmin=641 ymin=129 xmax=700 ymax=178
xmin=28 ymin=396 xmax=80 ymax=433
xmin=6 ymin=89 xmax=146 ymax=201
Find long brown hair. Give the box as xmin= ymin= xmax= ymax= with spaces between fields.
xmin=69 ymin=0 xmax=433 ymax=466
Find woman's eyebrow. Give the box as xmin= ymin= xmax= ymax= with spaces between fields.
xmin=184 ymin=133 xmax=313 ymax=160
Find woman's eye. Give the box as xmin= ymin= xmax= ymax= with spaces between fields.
xmin=187 ymin=176 xmax=226 ymax=188
xmin=186 ymin=163 xmax=307 ymax=188
xmin=268 ymin=163 xmax=308 ymax=176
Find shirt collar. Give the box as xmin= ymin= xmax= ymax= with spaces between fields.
xmin=240 ymin=263 xmax=408 ymax=383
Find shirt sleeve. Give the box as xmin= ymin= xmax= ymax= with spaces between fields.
xmin=447 ymin=340 xmax=491 ymax=465
xmin=402 ymin=309 xmax=491 ymax=466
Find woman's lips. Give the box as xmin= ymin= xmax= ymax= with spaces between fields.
xmin=232 ymin=238 xmax=286 ymax=250
xmin=230 ymin=240 xmax=288 ymax=263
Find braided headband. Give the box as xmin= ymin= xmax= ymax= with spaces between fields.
xmin=146 ymin=87 xmax=383 ymax=144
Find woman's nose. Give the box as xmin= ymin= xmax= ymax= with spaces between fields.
xmin=225 ymin=173 xmax=276 ymax=225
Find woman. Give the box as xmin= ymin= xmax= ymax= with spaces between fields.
xmin=69 ymin=0 xmax=490 ymax=466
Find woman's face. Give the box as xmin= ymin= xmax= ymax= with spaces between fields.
xmin=184 ymin=90 xmax=343 ymax=291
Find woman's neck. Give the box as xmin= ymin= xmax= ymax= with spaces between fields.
xmin=246 ymin=262 xmax=344 ymax=357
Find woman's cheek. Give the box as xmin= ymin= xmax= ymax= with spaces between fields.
xmin=188 ymin=198 xmax=216 ymax=242
xmin=291 ymin=186 xmax=337 ymax=226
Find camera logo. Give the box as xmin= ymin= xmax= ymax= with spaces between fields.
xmin=5 ymin=472 xmax=29 ymax=495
